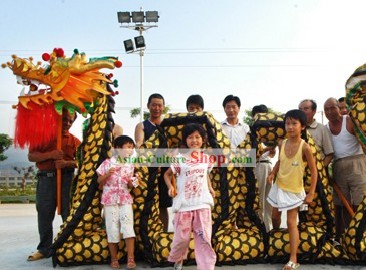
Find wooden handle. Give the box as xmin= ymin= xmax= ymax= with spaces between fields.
xmin=56 ymin=114 xmax=62 ymax=215
xmin=333 ymin=182 xmax=355 ymax=216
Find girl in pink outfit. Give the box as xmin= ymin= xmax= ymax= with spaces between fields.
xmin=164 ymin=123 xmax=216 ymax=270
xmin=97 ymin=135 xmax=139 ymax=269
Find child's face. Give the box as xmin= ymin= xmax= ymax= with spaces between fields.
xmin=186 ymin=131 xmax=203 ymax=149
xmin=285 ymin=117 xmax=304 ymax=137
xmin=114 ymin=142 xmax=134 ymax=158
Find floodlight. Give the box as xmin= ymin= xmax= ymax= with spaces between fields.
xmin=131 ymin=11 xmax=145 ymax=23
xmin=117 ymin=12 xmax=131 ymax=23
xmin=134 ymin=36 xmax=146 ymax=49
xmin=145 ymin=11 xmax=159 ymax=23
xmin=124 ymin=39 xmax=135 ymax=53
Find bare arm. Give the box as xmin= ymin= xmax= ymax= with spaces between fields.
xmin=134 ymin=122 xmax=145 ymax=148
xmin=207 ymin=174 xmax=215 ymax=198
xmin=323 ymin=153 xmax=333 ymax=167
xmin=303 ymin=143 xmax=318 ymax=204
xmin=164 ymin=167 xmax=176 ymax=197
xmin=28 ymin=150 xmax=63 ymax=163
xmin=97 ymin=167 xmax=116 ymax=185
xmin=267 ymin=141 xmax=282 ymax=184
xmin=345 ymin=115 xmax=355 ymax=134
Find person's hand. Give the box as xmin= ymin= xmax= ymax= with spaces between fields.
xmin=50 ymin=150 xmax=63 ymax=160
xmin=268 ymin=148 xmax=276 ymax=157
xmin=108 ymin=167 xmax=117 ymax=174
xmin=55 ymin=159 xmax=67 ymax=169
xmin=209 ymin=186 xmax=216 ymax=198
xmin=130 ymin=175 xmax=139 ymax=188
xmin=167 ymin=186 xmax=176 ymax=197
xmin=304 ymin=193 xmax=315 ymax=204
xmin=267 ymin=173 xmax=275 ymax=184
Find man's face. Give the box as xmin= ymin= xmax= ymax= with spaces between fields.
xmin=338 ymin=101 xmax=348 ymax=115
xmin=224 ymin=100 xmax=240 ymax=120
xmin=324 ymin=99 xmax=341 ymax=121
xmin=147 ymin=98 xmax=164 ymax=118
xmin=299 ymin=100 xmax=316 ymax=124
xmin=62 ymin=111 xmax=75 ymax=134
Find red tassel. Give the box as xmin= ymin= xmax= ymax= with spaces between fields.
xmin=14 ymin=102 xmax=59 ymax=150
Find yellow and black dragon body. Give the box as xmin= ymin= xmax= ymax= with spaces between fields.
xmin=3 ymin=50 xmax=366 ymax=267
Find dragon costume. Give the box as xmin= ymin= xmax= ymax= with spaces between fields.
xmin=3 ymin=49 xmax=366 ymax=267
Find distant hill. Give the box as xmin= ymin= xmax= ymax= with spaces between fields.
xmin=0 ymin=147 xmax=34 ymax=176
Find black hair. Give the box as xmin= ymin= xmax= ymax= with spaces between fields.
xmin=284 ymin=109 xmax=307 ymax=126
xmin=181 ymin=123 xmax=206 ymax=148
xmin=284 ymin=109 xmax=307 ymax=140
xmin=186 ymin=94 xmax=204 ymax=110
xmin=62 ymin=108 xmax=77 ymax=122
xmin=338 ymin=97 xmax=345 ymax=102
xmin=299 ymin=99 xmax=317 ymax=111
xmin=251 ymin=104 xmax=268 ymax=117
xmin=113 ymin=135 xmax=135 ymax=148
xmin=222 ymin=94 xmax=241 ymax=108
xmin=147 ymin=93 xmax=165 ymax=106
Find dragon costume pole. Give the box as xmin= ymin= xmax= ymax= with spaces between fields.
xmin=57 ymin=113 xmax=62 ymax=215
xmin=333 ymin=182 xmax=355 ymax=216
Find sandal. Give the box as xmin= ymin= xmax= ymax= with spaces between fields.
xmin=27 ymin=251 xmax=44 ymax=261
xmin=282 ymin=260 xmax=300 ymax=270
xmin=174 ymin=261 xmax=183 ymax=270
xmin=127 ymin=257 xmax=136 ymax=269
xmin=110 ymin=259 xmax=120 ymax=269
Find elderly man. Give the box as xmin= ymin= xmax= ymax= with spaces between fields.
xmin=299 ymin=99 xmax=334 ymax=167
xmin=324 ymin=97 xmax=366 ymax=241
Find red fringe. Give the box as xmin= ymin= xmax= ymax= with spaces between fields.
xmin=14 ymin=102 xmax=59 ymax=150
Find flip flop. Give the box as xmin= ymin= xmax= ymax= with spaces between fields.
xmin=282 ymin=260 xmax=300 ymax=270
xmin=27 ymin=251 xmax=44 ymax=261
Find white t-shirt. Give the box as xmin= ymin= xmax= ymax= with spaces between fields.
xmin=221 ymin=119 xmax=250 ymax=148
xmin=170 ymin=152 xmax=214 ymax=213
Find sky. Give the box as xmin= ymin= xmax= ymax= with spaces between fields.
xmin=1 ymin=0 xmax=366 ymax=141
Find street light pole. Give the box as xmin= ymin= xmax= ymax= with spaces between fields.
xmin=117 ymin=9 xmax=159 ymax=123
xmin=139 ymin=42 xmax=144 ymax=123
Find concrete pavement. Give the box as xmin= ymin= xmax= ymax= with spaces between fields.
xmin=0 ymin=204 xmax=358 ymax=270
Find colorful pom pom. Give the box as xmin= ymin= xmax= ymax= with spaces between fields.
xmin=55 ymin=48 xmax=64 ymax=58
xmin=42 ymin=53 xmax=51 ymax=61
xmin=114 ymin=60 xmax=122 ymax=68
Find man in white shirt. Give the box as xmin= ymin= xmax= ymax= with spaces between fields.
xmin=324 ymin=97 xmax=366 ymax=241
xmin=221 ymin=95 xmax=249 ymax=148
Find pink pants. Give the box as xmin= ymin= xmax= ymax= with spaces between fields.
xmin=168 ymin=208 xmax=216 ymax=270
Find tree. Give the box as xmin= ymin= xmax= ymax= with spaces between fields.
xmin=0 ymin=133 xmax=13 ymax=162
xmin=130 ymin=105 xmax=171 ymax=120
xmin=13 ymin=165 xmax=35 ymax=190
xmin=243 ymin=107 xmax=283 ymax=126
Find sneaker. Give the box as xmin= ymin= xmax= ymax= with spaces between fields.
xmin=174 ymin=262 xmax=183 ymax=270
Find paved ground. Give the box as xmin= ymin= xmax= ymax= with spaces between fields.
xmin=0 ymin=204 xmax=362 ymax=270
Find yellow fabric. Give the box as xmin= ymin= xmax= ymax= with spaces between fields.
xmin=276 ymin=139 xmax=305 ymax=193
